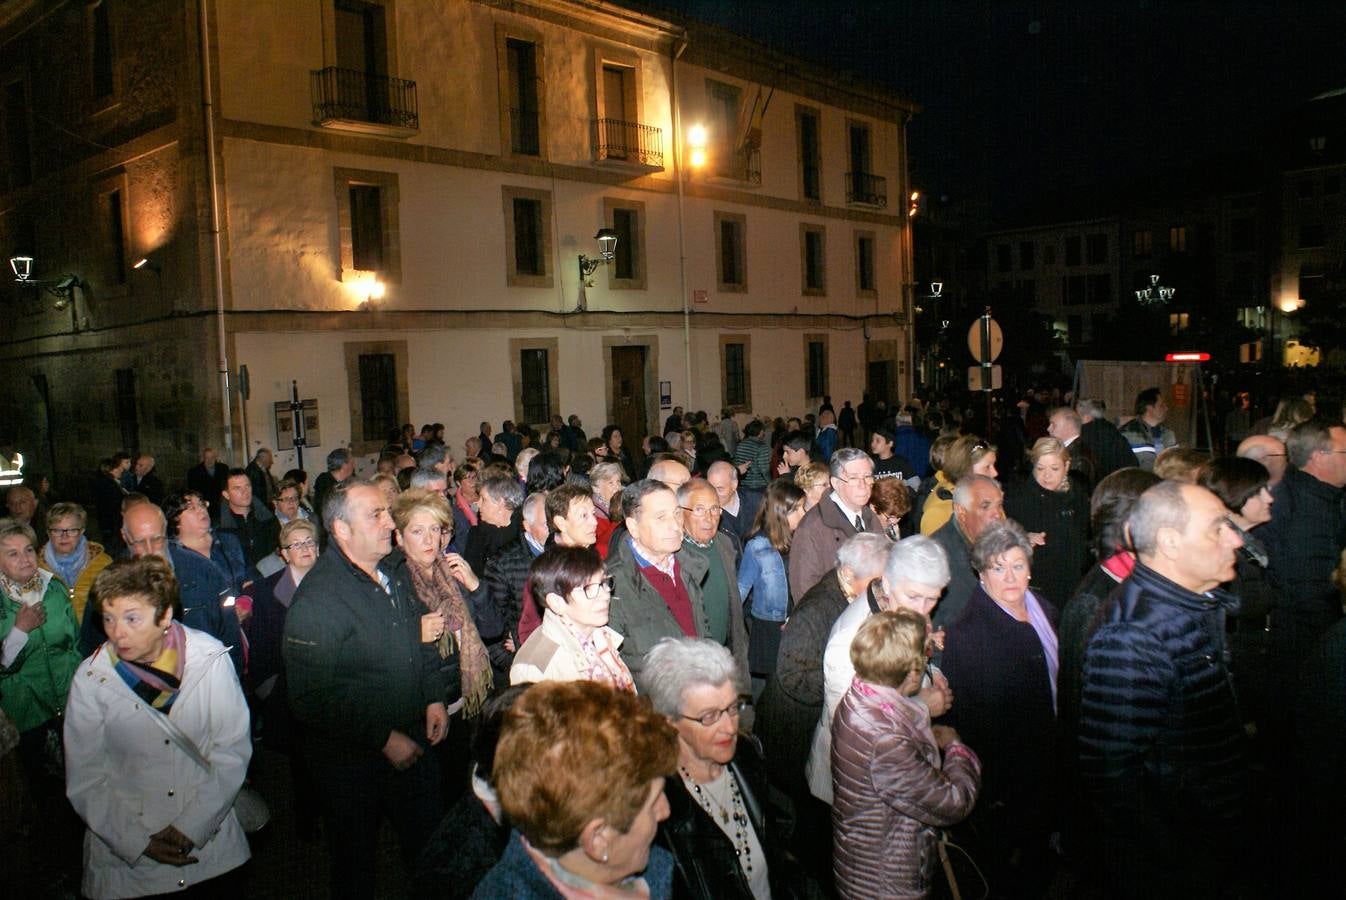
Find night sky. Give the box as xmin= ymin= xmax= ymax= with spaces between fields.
xmin=648 ymin=0 xmax=1346 ymax=223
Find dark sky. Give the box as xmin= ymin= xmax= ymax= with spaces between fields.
xmin=649 ymin=0 xmax=1346 ymax=223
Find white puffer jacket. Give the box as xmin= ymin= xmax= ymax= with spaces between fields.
xmin=65 ymin=626 xmax=251 ymax=899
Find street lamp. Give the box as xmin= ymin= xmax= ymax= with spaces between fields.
xmin=9 ymin=255 xmax=86 ymax=311
xmin=1135 ymin=273 xmax=1176 ymax=305
xmin=578 ymin=228 xmax=618 ymax=285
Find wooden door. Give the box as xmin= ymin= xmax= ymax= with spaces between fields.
xmin=610 ymin=346 xmax=648 ymax=452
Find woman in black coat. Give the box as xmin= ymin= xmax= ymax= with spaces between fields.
xmin=1004 ymin=437 xmax=1090 ymax=610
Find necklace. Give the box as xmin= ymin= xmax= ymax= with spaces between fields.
xmin=680 ymin=766 xmax=753 ymax=875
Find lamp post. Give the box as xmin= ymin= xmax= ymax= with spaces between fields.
xmin=10 ymin=256 xmax=86 ymax=327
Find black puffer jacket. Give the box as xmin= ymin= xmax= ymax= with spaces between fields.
xmin=1078 ymin=562 xmax=1247 ymax=896
xmin=482 ymin=537 xmax=534 ymax=673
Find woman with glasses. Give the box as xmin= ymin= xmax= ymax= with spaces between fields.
xmin=39 ymin=502 xmax=113 ymax=625
xmin=510 ymin=545 xmax=633 ymax=690
xmin=737 ymin=480 xmax=808 ymax=696
xmin=162 ymin=491 xmax=248 ymax=599
xmin=644 ymin=637 xmax=793 ymax=900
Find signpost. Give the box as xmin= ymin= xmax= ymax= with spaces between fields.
xmin=968 ymin=308 xmax=1003 ymax=434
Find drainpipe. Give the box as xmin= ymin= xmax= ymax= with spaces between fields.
xmin=199 ymin=0 xmax=235 ymax=463
xmin=672 ymin=34 xmax=692 ymax=410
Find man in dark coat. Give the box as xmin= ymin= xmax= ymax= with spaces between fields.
xmin=130 ymin=454 xmax=165 ymax=506
xmin=1076 ymin=398 xmax=1138 ymax=482
xmin=216 ymin=468 xmax=280 ymax=570
xmin=185 ymin=447 xmax=231 ymax=521
xmin=1078 ymin=481 xmax=1249 ymax=899
xmin=705 ymin=460 xmax=761 ymax=545
xmin=90 ymin=456 xmax=129 ymax=551
xmin=245 ymin=447 xmax=278 ymax=508
xmin=311 ymin=448 xmax=355 ymax=532
xmin=930 ymin=474 xmax=1005 ymax=633
xmin=284 ymin=480 xmax=447 ymax=899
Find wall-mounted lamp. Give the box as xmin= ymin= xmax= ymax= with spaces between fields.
xmin=355 ymin=276 xmax=386 ymax=311
xmin=10 ymin=255 xmax=87 ymax=310
xmin=575 ymin=229 xmax=618 ymax=312
xmin=133 ymin=257 xmax=163 ymax=274
xmin=687 ymin=124 xmax=708 ymax=168
xmin=908 ymin=191 xmax=921 ymax=218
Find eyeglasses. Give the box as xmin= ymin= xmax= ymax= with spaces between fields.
xmin=127 ymin=534 xmax=168 ymax=552
xmin=680 ymin=504 xmax=722 ymax=518
xmin=575 ymin=575 xmax=615 ymax=599
xmin=283 ymin=539 xmax=318 ymax=551
xmin=48 ymin=527 xmax=84 ymax=537
xmin=679 ymin=698 xmax=750 ymax=727
xmin=836 ymin=474 xmax=877 ymax=486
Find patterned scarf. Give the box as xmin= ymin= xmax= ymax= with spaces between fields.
xmin=407 ymin=556 xmax=493 ymax=716
xmin=108 ymin=622 xmax=187 ymax=713
xmin=43 ymin=536 xmax=88 ymax=591
xmin=455 ymin=491 xmax=478 ymax=528
xmin=556 ymin=614 xmax=635 ymax=693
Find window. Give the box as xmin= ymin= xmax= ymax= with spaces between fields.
xmin=3 ymin=80 xmax=31 ymax=189
xmin=357 ymin=353 xmax=398 ymax=442
xmin=1300 ymin=221 xmax=1326 ymax=248
xmin=594 ymin=58 xmax=650 ymax=165
xmin=335 ymin=168 xmax=401 ymax=281
xmin=1086 ymin=233 xmax=1107 ymax=264
xmin=848 ymin=121 xmax=871 ymax=177
xmin=1230 ymin=218 xmax=1255 ymax=253
xmin=1019 ymin=241 xmax=1035 ymax=271
xmin=101 ymin=187 xmax=127 ymax=285
xmin=797 ymin=106 xmax=821 ymax=202
xmin=855 ymin=230 xmax=877 ymax=296
xmin=806 ymin=338 xmax=828 ymax=399
xmin=604 ymin=197 xmax=646 ymax=289
xmin=89 ymin=0 xmax=114 ymax=100
xmin=707 ymin=80 xmax=745 ymax=179
xmin=114 ymin=368 xmax=139 ymax=455
xmin=1065 ymin=235 xmax=1081 ymax=266
xmin=1169 ymin=312 xmax=1190 ymax=335
xmin=800 ymin=225 xmax=826 ymax=295
xmin=335 ymin=0 xmax=388 ymax=77
xmin=520 ymin=348 xmax=551 ymax=424
xmin=714 ymin=211 xmax=746 ymax=292
xmin=996 ymin=243 xmax=1012 ymax=273
xmin=1132 ymin=230 xmax=1153 ymax=257
xmin=1063 ymin=274 xmax=1087 ymax=306
xmin=502 ymin=186 xmax=553 ymax=287
xmin=1042 ymin=244 xmax=1057 ymax=265
xmin=1087 ymin=273 xmax=1112 ymax=304
xmin=1169 ymin=226 xmax=1187 ymax=252
xmin=497 ymin=27 xmax=546 ymax=159
xmin=721 ymin=337 xmax=750 ymax=410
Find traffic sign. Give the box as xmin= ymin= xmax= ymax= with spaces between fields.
xmin=968 ymin=365 xmax=1002 ymax=391
xmin=968 ymin=317 xmax=1003 ymax=362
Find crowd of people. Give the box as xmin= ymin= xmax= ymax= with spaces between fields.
xmin=1 ymin=390 xmax=1343 ymax=899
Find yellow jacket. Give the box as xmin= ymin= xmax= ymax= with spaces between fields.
xmin=40 ymin=541 xmax=113 ymax=624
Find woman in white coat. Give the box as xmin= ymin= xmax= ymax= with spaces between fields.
xmin=65 ymin=555 xmax=251 ymax=899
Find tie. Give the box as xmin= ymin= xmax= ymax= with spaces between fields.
xmin=854 ymin=514 xmax=864 ymax=532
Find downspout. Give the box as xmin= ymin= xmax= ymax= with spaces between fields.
xmin=899 ymin=110 xmax=916 ymax=402
xmin=672 ymin=34 xmax=692 ymax=409
xmin=199 ymin=0 xmax=235 ymax=462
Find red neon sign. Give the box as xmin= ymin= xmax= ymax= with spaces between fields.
xmin=1165 ymin=352 xmax=1210 ymax=363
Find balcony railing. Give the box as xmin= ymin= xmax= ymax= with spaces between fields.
xmin=846 ymin=171 xmax=887 ymax=207
xmin=510 ymin=107 xmax=541 ymax=156
xmin=311 ymin=67 xmax=418 ymax=134
xmin=711 ymin=146 xmax=762 ymax=186
xmin=593 ymin=118 xmax=664 ymax=168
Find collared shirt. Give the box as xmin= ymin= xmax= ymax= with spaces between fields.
xmin=721 ymin=492 xmax=741 ymax=518
xmin=830 ymin=492 xmax=866 ymax=528
xmin=524 ymin=532 xmax=546 ymax=557
xmin=628 ymin=537 xmax=676 ymax=578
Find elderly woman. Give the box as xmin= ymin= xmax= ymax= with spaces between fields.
xmin=919 ymin=435 xmax=997 ymax=535
xmin=869 ymin=476 xmax=913 ymax=541
xmin=39 ymin=501 xmax=113 ymax=624
xmin=1004 ymin=437 xmax=1091 ymax=608
xmin=449 ymin=459 xmax=483 ymax=556
xmin=163 ymin=490 xmax=248 ymax=596
xmin=589 ymin=460 xmax=627 ymax=558
xmin=510 ymin=545 xmax=634 ymax=690
xmin=1199 ymin=457 xmax=1278 ymax=741
xmin=473 ymin=680 xmax=677 ymax=898
xmin=793 ymin=461 xmax=831 ymax=512
xmin=65 ymin=556 xmax=250 ymax=898
xmin=248 ymin=519 xmax=320 ymax=712
xmin=737 ymin=480 xmax=808 ymax=692
xmin=940 ymin=518 xmax=1059 ymax=896
xmin=831 ymin=610 xmax=981 ymax=899
xmin=464 ymin=471 xmax=524 ymax=577
xmin=1 ymin=518 xmax=81 ymax=790
xmin=644 ymin=638 xmax=791 ymax=900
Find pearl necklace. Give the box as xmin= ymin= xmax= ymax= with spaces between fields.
xmin=680 ymin=766 xmax=753 ymax=875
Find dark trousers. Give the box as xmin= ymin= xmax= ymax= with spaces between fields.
xmin=312 ymin=746 xmax=443 ymax=899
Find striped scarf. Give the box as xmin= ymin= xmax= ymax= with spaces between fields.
xmin=108 ymin=622 xmax=187 ymax=713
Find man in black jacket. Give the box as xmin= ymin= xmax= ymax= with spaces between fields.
xmin=1076 ymin=398 xmax=1138 ymax=482
xmin=216 ymin=468 xmax=280 ymax=569
xmin=284 ymin=480 xmax=447 ymax=899
xmin=185 ymin=447 xmax=230 ymax=521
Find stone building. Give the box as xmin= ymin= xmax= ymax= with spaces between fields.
xmin=0 ymin=0 xmax=917 ymax=485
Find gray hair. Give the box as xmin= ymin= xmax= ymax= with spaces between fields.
xmin=521 ymin=490 xmax=547 ymax=520
xmin=1286 ymin=419 xmax=1340 ymax=470
xmin=829 ymin=446 xmax=872 ymax=479
xmin=409 ymin=466 xmax=447 ymax=489
xmin=1076 ymin=398 xmax=1106 ymax=421
xmin=325 ymin=447 xmax=352 ymax=473
xmin=0 ymin=517 xmax=37 ymax=548
xmin=952 ymin=473 xmax=1001 ymax=510
xmin=970 ymin=518 xmax=1034 ymax=571
xmin=1127 ymin=480 xmax=1189 ymax=557
xmin=420 ymin=444 xmax=449 ymax=468
xmin=323 ymin=477 xmax=371 ymax=533
xmin=1051 ymin=407 xmax=1082 ymax=430
xmin=589 ymin=461 xmax=626 ymax=486
xmin=883 ymin=534 xmax=951 ymax=590
xmin=638 ymin=637 xmax=745 ymax=717
xmin=515 ymin=447 xmax=540 ymax=480
xmin=836 ymin=532 xmax=893 ymax=581
xmin=479 ymin=473 xmax=525 ymax=510
xmin=676 ymin=478 xmax=715 ymax=506
xmin=620 ymin=479 xmax=674 ymax=522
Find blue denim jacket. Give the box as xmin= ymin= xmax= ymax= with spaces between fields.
xmin=737 ymin=534 xmax=790 ymax=623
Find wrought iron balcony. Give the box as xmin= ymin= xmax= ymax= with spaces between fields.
xmin=510 ymin=107 xmax=541 ymax=156
xmin=311 ymin=67 xmax=418 ymax=136
xmin=592 ymin=118 xmax=664 ymax=168
xmin=846 ymin=171 xmax=887 ymax=207
xmin=710 ymin=146 xmax=762 ymax=186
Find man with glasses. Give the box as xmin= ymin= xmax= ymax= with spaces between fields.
xmin=677 ymin=479 xmax=750 ymax=691
xmin=705 ymin=460 xmax=761 ymax=546
xmin=1236 ymin=434 xmax=1288 ymax=487
xmin=789 ymin=448 xmax=880 ymax=598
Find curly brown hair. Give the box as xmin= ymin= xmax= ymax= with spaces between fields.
xmin=92 ymin=555 xmax=179 ymax=621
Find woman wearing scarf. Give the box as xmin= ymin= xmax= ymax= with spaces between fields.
xmin=392 ymin=488 xmax=493 ymax=804
xmin=39 ymin=502 xmax=114 ymax=626
xmin=589 ymin=461 xmax=627 ymax=560
xmin=510 ymin=545 xmax=635 ymax=691
xmin=64 ymin=555 xmax=251 ymax=899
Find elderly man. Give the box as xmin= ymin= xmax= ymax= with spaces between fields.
xmin=127 ymin=454 xmax=164 ymax=506
xmin=311 ymin=448 xmax=355 ymax=527
xmin=1236 ymin=434 xmax=1288 ymax=486
xmin=789 ymin=448 xmax=881 ymax=598
xmin=930 ymin=474 xmax=1005 ymax=632
xmin=217 ymin=467 xmax=280 ymax=569
xmin=246 ymin=447 xmax=278 ymax=507
xmin=647 ymin=455 xmax=691 ymax=492
xmin=807 ymin=535 xmax=952 ymax=804
xmin=676 ymin=479 xmax=750 ymax=677
xmin=5 ymin=485 xmax=37 ymax=525
xmin=1047 ymin=407 xmax=1097 ymax=488
xmin=1077 ymin=399 xmax=1139 ymax=482
xmin=482 ymin=491 xmax=549 ymax=677
xmin=1079 ymin=481 xmax=1248 ymax=898
xmin=284 ymin=480 xmax=447 ymax=899
xmin=79 ymin=500 xmax=245 ymax=676
xmin=1119 ymin=388 xmax=1177 ymax=471
xmin=705 ymin=459 xmax=762 ymax=544
xmin=186 ymin=447 xmax=231 ymax=521
xmin=605 ymin=479 xmax=710 ymax=674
